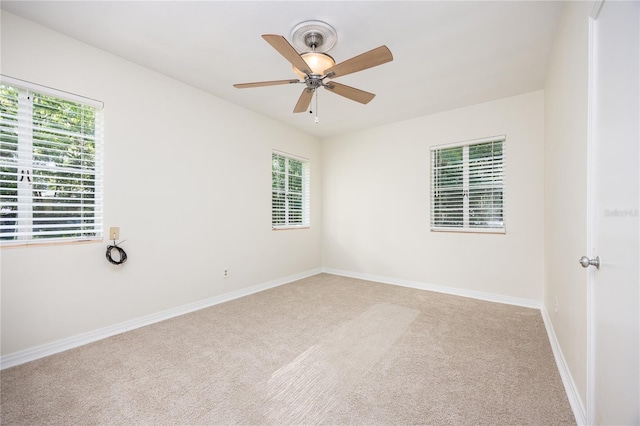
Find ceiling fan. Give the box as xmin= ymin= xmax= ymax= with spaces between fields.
xmin=233 ymin=21 xmax=393 ymax=114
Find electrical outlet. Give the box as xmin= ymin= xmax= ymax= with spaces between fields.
xmin=223 ymin=269 xmax=229 ymax=278
xmin=554 ymin=297 xmax=558 ymax=314
xmin=109 ymin=227 xmax=120 ymax=240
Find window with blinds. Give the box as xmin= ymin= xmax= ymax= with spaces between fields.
xmin=430 ymin=136 xmax=505 ymax=233
xmin=0 ymin=77 xmax=104 ymax=245
xmin=272 ymin=151 xmax=310 ymax=229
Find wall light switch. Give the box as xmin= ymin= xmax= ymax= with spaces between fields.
xmin=109 ymin=227 xmax=120 ymax=240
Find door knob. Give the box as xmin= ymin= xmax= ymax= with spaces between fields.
xmin=579 ymin=256 xmax=600 ymax=269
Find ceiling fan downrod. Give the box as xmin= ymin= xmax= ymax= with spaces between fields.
xmin=305 ymin=32 xmax=323 ymax=51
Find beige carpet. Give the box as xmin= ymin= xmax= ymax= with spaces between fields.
xmin=0 ymin=273 xmax=575 ymax=425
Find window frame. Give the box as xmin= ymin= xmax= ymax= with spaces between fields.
xmin=271 ymin=150 xmax=310 ymax=230
xmin=430 ymin=135 xmax=505 ymax=234
xmin=0 ymin=75 xmax=104 ymax=246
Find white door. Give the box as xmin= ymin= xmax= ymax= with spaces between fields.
xmin=588 ymin=1 xmax=639 ymax=424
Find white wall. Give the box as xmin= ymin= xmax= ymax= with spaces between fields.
xmin=0 ymin=12 xmax=322 ymax=356
xmin=322 ymin=91 xmax=545 ymax=302
xmin=543 ymin=0 xmax=591 ymax=411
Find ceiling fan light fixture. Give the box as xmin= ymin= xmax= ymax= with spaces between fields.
xmin=293 ymin=52 xmax=335 ymax=79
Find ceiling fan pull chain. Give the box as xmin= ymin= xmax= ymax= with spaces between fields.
xmin=314 ymin=90 xmax=319 ymax=124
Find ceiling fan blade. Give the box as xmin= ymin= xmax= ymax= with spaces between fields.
xmin=324 ymin=82 xmax=376 ymax=104
xmin=262 ymin=34 xmax=311 ymax=76
xmin=324 ymin=46 xmax=393 ymax=78
xmin=234 ymin=79 xmax=299 ymax=89
xmin=293 ymin=88 xmax=314 ymax=113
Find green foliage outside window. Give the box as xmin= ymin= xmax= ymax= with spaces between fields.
xmin=0 ymin=83 xmax=101 ymax=242
xmin=272 ymin=152 xmax=308 ymax=228
xmin=431 ymin=138 xmax=504 ymax=231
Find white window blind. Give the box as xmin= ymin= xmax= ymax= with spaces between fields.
xmin=272 ymin=151 xmax=310 ymax=229
xmin=0 ymin=77 xmax=104 ymax=245
xmin=430 ymin=135 xmax=505 ymax=233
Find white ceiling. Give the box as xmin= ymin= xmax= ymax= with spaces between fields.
xmin=1 ymin=1 xmax=564 ymax=139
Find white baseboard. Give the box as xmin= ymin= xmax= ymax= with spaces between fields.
xmin=540 ymin=308 xmax=586 ymax=425
xmin=322 ymin=268 xmax=541 ymax=309
xmin=0 ymin=268 xmax=322 ymax=370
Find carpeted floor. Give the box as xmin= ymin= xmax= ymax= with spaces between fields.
xmin=0 ymin=273 xmax=576 ymax=425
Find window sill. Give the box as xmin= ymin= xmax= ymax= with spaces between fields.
xmin=272 ymin=225 xmax=310 ymax=231
xmin=430 ymin=227 xmax=506 ymax=235
xmin=1 ymin=237 xmax=103 ymax=249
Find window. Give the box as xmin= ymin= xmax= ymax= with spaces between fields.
xmin=272 ymin=151 xmax=310 ymax=229
xmin=430 ymin=135 xmax=505 ymax=233
xmin=0 ymin=77 xmax=104 ymax=245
